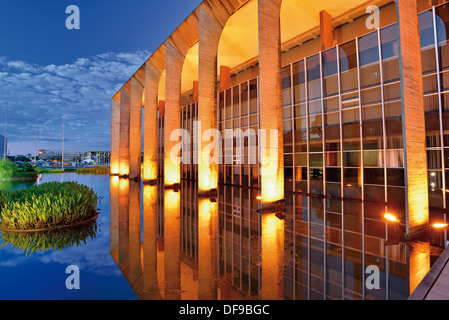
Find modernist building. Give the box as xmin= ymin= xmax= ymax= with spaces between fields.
xmin=111 ymin=0 xmax=449 ymax=236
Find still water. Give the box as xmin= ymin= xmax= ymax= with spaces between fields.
xmin=0 ymin=173 xmax=446 ymax=300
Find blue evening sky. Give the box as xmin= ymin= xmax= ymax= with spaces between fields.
xmin=0 ymin=0 xmax=202 ymax=155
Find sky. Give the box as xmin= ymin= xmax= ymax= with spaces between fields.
xmin=0 ymin=0 xmax=202 ymax=156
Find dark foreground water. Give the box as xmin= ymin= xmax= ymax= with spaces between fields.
xmin=0 ymin=173 xmax=446 ymax=300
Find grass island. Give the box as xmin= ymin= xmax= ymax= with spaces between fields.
xmin=0 ymin=181 xmax=101 ymax=232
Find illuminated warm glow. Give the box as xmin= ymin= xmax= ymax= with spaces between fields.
xmin=217 ymin=0 xmax=258 ymax=73
xmin=409 ymin=242 xmax=431 ymax=295
xmin=158 ymin=69 xmax=166 ymax=104
xmin=143 ymin=162 xmax=157 ymax=181
xmin=165 ymin=189 xmax=180 ymax=211
xmin=256 ymin=196 xmax=262 ymax=201
xmin=118 ymin=178 xmax=129 ymax=194
xmin=181 ymin=43 xmax=198 ymax=95
xmin=384 ymin=213 xmax=398 ymax=223
xmin=111 ymin=163 xmax=120 ymax=175
xmin=261 ymin=176 xmax=284 ymax=203
xmin=261 ymin=213 xmax=284 ymax=299
xmin=432 ymin=223 xmax=449 ymax=229
xmin=199 ymin=198 xmax=215 ymax=220
xmin=280 ymin=0 xmax=372 ymax=43
xmin=164 ymin=163 xmax=180 ymax=186
xmin=119 ymin=163 xmax=129 ymax=177
xmin=198 ymin=163 xmax=217 ymax=193
xmin=111 ymin=175 xmax=120 ymax=187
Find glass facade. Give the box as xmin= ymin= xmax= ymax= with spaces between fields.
xmin=279 ymin=3 xmax=449 ymax=213
xmin=181 ymin=102 xmax=198 ymax=181
xmin=217 ymin=78 xmax=260 ymax=188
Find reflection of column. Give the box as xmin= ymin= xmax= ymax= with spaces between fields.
xmin=164 ymin=41 xmax=184 ymax=186
xmin=128 ymin=180 xmax=142 ymax=286
xmin=396 ymin=0 xmax=429 ymax=235
xmin=119 ymin=84 xmax=131 ymax=177
xmin=258 ymin=0 xmax=284 ymax=203
xmin=164 ymin=189 xmax=181 ymax=300
xmin=198 ymin=6 xmax=222 ymax=194
xmin=118 ymin=178 xmax=130 ymax=277
xmin=111 ymin=93 xmax=121 ymax=175
xmin=198 ymin=197 xmax=218 ymax=300
xmin=143 ymin=184 xmax=162 ymax=300
xmin=143 ymin=62 xmax=161 ymax=182
xmin=408 ymin=242 xmax=431 ymax=296
xmin=109 ymin=176 xmax=120 ymax=264
xmin=129 ymin=78 xmax=144 ymax=180
xmin=261 ymin=213 xmax=284 ymax=300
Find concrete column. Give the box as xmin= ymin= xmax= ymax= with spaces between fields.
xmin=111 ymin=93 xmax=121 ymax=175
xmin=396 ymin=0 xmax=429 ymax=235
xmin=258 ymin=0 xmax=284 ymax=203
xmin=119 ymin=83 xmax=131 ymax=177
xmin=144 ymin=63 xmax=161 ymax=182
xmin=164 ymin=41 xmax=184 ymax=187
xmin=129 ymin=78 xmax=144 ymax=180
xmin=198 ymin=6 xmax=222 ymax=194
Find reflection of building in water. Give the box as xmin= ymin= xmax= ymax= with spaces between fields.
xmin=109 ymin=178 xmax=444 ymax=300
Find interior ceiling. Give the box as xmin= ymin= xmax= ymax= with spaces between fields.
xmin=181 ymin=42 xmax=199 ymax=94
xmin=215 ymin=0 xmax=376 ymax=74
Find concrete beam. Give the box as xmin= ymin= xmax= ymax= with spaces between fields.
xmin=396 ymin=0 xmax=429 ymax=235
xmin=258 ymin=0 xmax=284 ymax=203
xmin=320 ymin=10 xmax=333 ymax=51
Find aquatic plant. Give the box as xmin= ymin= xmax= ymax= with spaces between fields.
xmin=0 ymin=181 xmax=101 ymax=231
xmin=0 ymin=222 xmax=98 ymax=255
xmin=0 ymin=158 xmax=38 ymax=181
xmin=76 ymin=166 xmax=110 ymax=175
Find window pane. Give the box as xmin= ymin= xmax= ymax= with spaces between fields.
xmin=340 ymin=40 xmax=358 ymax=93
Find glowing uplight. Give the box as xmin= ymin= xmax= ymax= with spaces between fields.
xmin=199 ymin=164 xmax=217 ymax=193
xmin=384 ymin=213 xmax=398 ymax=223
xmin=432 ymin=223 xmax=449 ymax=229
xmin=164 ymin=164 xmax=180 ymax=186
xmin=256 ymin=196 xmax=262 ymax=201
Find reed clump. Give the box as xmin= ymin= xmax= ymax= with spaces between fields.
xmin=0 ymin=181 xmax=101 ymax=231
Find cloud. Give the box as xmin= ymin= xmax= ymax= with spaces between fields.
xmin=0 ymin=50 xmax=150 ymax=155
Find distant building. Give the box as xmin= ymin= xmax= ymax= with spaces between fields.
xmin=38 ymin=149 xmax=110 ymax=164
xmin=0 ymin=135 xmax=7 ymax=159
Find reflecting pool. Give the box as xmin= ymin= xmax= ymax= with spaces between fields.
xmin=111 ymin=178 xmax=447 ymax=301
xmin=0 ymin=173 xmax=446 ymax=300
